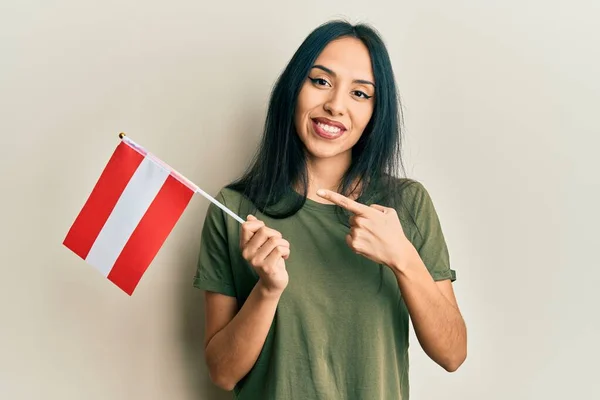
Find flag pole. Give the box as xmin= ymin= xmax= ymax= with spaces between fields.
xmin=118 ymin=133 xmax=246 ymax=225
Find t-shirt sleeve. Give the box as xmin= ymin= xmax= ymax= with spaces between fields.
xmin=406 ymin=182 xmax=456 ymax=282
xmin=193 ymin=191 xmax=237 ymax=297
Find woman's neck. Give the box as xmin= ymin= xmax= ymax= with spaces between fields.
xmin=301 ymin=153 xmax=357 ymax=204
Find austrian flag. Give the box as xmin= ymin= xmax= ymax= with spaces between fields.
xmin=63 ymin=135 xmax=195 ymax=295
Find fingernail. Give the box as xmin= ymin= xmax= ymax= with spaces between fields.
xmin=316 ymin=189 xmax=326 ymax=196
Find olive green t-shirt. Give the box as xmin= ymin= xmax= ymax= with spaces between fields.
xmin=193 ymin=179 xmax=456 ymax=400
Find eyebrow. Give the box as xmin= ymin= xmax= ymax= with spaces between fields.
xmin=311 ymin=65 xmax=375 ymax=88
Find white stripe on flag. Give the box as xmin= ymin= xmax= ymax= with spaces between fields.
xmin=86 ymin=156 xmax=169 ymax=276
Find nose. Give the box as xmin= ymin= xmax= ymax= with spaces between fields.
xmin=323 ymin=88 xmax=346 ymax=116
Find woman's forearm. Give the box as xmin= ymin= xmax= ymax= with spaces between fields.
xmin=205 ymin=282 xmax=282 ymax=390
xmin=390 ymin=245 xmax=467 ymax=372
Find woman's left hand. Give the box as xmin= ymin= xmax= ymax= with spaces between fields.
xmin=316 ymin=189 xmax=414 ymax=268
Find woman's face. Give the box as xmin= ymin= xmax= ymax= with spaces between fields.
xmin=294 ymin=37 xmax=375 ymax=162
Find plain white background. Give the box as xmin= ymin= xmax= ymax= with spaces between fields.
xmin=1 ymin=1 xmax=599 ymax=399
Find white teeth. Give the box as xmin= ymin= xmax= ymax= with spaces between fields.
xmin=317 ymin=122 xmax=341 ymax=134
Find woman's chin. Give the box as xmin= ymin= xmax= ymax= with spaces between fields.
xmin=304 ymin=143 xmax=351 ymax=161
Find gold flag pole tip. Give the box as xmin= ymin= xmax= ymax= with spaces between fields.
xmin=119 ymin=132 xmax=126 ymax=139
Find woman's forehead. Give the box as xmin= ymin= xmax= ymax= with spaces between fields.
xmin=314 ymin=37 xmax=374 ymax=81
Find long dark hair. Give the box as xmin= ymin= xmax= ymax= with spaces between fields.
xmin=227 ymin=19 xmax=407 ymax=218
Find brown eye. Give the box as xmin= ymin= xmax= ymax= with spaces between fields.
xmin=353 ymin=90 xmax=372 ymax=99
xmin=309 ymin=77 xmax=331 ymax=87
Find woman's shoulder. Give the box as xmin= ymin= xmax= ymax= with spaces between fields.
xmin=376 ymin=175 xmax=430 ymax=208
xmin=214 ymin=185 xmax=245 ymax=204
xmin=378 ymin=176 xmax=447 ymax=248
xmin=201 ymin=185 xmax=252 ymax=220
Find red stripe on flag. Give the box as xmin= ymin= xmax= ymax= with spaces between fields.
xmin=63 ymin=142 xmax=144 ymax=260
xmin=107 ymin=175 xmax=194 ymax=295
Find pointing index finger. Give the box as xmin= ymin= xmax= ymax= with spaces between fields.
xmin=316 ymin=189 xmax=369 ymax=215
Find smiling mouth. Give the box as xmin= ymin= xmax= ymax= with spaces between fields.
xmin=311 ymin=118 xmax=346 ymax=140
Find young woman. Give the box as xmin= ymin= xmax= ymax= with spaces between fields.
xmin=193 ymin=20 xmax=467 ymax=400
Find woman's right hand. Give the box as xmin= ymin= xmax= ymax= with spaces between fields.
xmin=240 ymin=215 xmax=290 ymax=294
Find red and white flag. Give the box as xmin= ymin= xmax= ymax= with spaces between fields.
xmin=63 ymin=135 xmax=195 ymax=295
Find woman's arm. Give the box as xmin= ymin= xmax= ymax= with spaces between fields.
xmin=315 ymin=188 xmax=467 ymax=372
xmin=390 ymin=245 xmax=467 ymax=372
xmin=204 ymin=283 xmax=283 ymax=391
xmin=203 ymin=215 xmax=290 ymax=391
